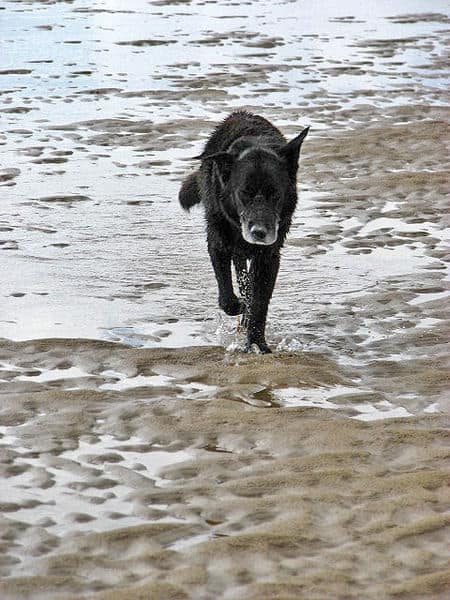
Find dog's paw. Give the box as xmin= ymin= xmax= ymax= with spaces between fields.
xmin=220 ymin=296 xmax=245 ymax=316
xmin=244 ymin=341 xmax=272 ymax=354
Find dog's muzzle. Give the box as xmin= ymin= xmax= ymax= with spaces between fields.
xmin=240 ymin=210 xmax=279 ymax=246
xmin=241 ymin=221 xmax=279 ymax=245
xmin=235 ymin=193 xmax=279 ymax=246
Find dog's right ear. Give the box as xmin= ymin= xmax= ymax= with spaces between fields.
xmin=198 ymin=152 xmax=235 ymax=185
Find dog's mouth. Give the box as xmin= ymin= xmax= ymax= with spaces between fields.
xmin=241 ymin=220 xmax=279 ymax=245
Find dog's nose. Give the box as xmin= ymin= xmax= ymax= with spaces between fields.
xmin=251 ymin=226 xmax=267 ymax=241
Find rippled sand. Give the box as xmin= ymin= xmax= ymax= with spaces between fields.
xmin=0 ymin=0 xmax=449 ymax=598
xmin=1 ymin=339 xmax=449 ymax=599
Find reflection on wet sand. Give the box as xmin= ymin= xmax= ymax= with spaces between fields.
xmin=0 ymin=0 xmax=449 ymax=597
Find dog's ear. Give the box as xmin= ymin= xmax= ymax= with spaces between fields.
xmin=200 ymin=152 xmax=235 ymax=186
xmin=278 ymin=127 xmax=309 ymax=179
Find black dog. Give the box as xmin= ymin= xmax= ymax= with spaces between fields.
xmin=179 ymin=111 xmax=309 ymax=353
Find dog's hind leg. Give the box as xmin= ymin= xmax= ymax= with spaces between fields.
xmin=245 ymin=250 xmax=280 ymax=354
xmin=179 ymin=171 xmax=201 ymax=211
xmin=209 ymin=245 xmax=245 ymax=316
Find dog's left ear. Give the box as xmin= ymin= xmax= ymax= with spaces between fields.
xmin=279 ymin=127 xmax=309 ymax=179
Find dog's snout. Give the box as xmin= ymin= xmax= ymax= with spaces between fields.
xmin=241 ymin=217 xmax=278 ymax=246
xmin=240 ymin=206 xmax=279 ymax=246
xmin=250 ymin=225 xmax=267 ymax=241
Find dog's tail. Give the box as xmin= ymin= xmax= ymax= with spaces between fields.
xmin=179 ymin=171 xmax=201 ymax=211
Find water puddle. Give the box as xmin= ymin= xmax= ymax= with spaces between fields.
xmin=102 ymin=319 xmax=214 ymax=348
xmin=17 ymin=366 xmax=90 ymax=383
xmin=0 ymin=428 xmax=192 ymax=537
xmin=271 ymin=385 xmax=434 ymax=420
xmin=98 ymin=370 xmax=174 ymax=390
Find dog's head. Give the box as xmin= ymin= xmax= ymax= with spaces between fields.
xmin=202 ymin=128 xmax=309 ymax=245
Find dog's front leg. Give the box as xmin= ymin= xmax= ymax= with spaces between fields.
xmin=209 ymin=245 xmax=245 ymax=316
xmin=233 ymin=255 xmax=249 ymax=328
xmin=245 ymin=250 xmax=280 ymax=354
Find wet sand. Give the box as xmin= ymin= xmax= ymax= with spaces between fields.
xmin=0 ymin=339 xmax=449 ymax=599
xmin=1 ymin=0 xmax=449 ymax=598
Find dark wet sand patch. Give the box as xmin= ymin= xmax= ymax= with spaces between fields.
xmin=116 ymin=39 xmax=176 ymax=47
xmin=0 ymin=168 xmax=20 ymax=182
xmin=0 ymin=241 xmax=19 ymax=250
xmin=329 ymin=16 xmax=366 ymax=23
xmin=72 ymin=7 xmax=136 ymax=14
xmin=0 ymin=106 xmax=34 ymax=114
xmin=0 ymin=69 xmax=33 ymax=75
xmin=31 ymin=157 xmax=68 ymax=164
xmin=385 ymin=12 xmax=450 ymax=24
xmin=74 ymin=88 xmax=121 ymax=96
xmin=35 ymin=195 xmax=91 ymax=203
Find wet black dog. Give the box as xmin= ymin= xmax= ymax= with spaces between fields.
xmin=179 ymin=111 xmax=309 ymax=353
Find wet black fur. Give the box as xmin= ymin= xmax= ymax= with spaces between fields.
xmin=179 ymin=111 xmax=309 ymax=353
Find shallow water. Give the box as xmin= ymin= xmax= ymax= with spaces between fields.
xmin=0 ymin=1 xmax=449 ymax=598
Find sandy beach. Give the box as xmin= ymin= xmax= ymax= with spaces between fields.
xmin=0 ymin=0 xmax=449 ymax=598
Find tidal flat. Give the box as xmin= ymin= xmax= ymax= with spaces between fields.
xmin=0 ymin=0 xmax=449 ymax=598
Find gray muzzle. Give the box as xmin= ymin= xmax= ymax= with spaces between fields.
xmin=239 ymin=198 xmax=279 ymax=246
